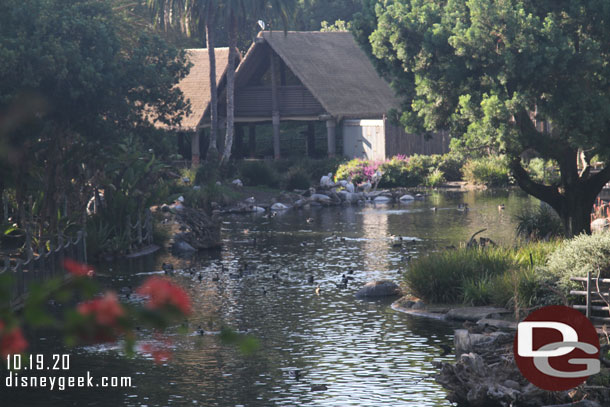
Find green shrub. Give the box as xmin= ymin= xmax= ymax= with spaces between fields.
xmin=547 ymin=231 xmax=610 ymax=292
xmin=238 ymin=160 xmax=279 ymax=187
xmin=282 ymin=166 xmax=311 ymax=190
xmin=515 ymin=205 xmax=563 ymax=241
xmin=438 ymin=153 xmax=465 ymax=181
xmin=462 ymin=156 xmax=510 ymax=187
xmin=424 ymin=168 xmax=446 ymax=187
xmin=335 ymin=155 xmax=427 ymax=188
xmin=524 ymin=158 xmax=560 ymax=185
xmin=335 ymin=158 xmax=375 ymax=184
xmin=379 ymin=157 xmax=411 ymax=187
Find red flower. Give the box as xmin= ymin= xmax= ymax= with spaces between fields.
xmin=136 ymin=277 xmax=191 ymax=315
xmin=77 ymin=292 xmax=124 ymax=326
xmin=0 ymin=321 xmax=28 ymax=358
xmin=63 ymin=258 xmax=95 ymax=277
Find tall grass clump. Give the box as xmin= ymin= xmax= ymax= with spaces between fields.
xmin=403 ymin=242 xmax=560 ymax=308
xmin=403 ymin=248 xmax=514 ymax=303
xmin=424 ymin=168 xmax=446 ymax=187
xmin=462 ymin=156 xmax=510 ymax=187
xmin=515 ymin=204 xmax=563 ymax=241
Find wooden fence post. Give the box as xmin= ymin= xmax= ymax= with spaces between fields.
xmin=586 ymin=271 xmax=592 ymax=319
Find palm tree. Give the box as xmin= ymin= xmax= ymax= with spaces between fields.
xmin=219 ymin=0 xmax=296 ymax=164
xmin=147 ymin=0 xmax=220 ymax=165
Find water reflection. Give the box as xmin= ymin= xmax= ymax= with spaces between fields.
xmin=2 ymin=190 xmax=536 ymax=406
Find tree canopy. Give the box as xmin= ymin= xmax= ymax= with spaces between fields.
xmin=0 ymin=0 xmax=190 ymax=227
xmin=359 ymin=0 xmax=610 ymax=236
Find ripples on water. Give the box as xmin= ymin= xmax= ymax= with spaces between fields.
xmin=3 ymin=190 xmax=536 ymax=406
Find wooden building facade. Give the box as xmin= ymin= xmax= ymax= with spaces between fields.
xmin=167 ymin=32 xmax=449 ymax=162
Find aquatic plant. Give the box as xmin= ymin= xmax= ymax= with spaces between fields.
xmin=403 ymin=242 xmax=559 ymax=308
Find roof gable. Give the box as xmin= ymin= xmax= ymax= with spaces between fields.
xmin=177 ymin=48 xmax=231 ymax=130
xmin=259 ymin=31 xmax=400 ymax=118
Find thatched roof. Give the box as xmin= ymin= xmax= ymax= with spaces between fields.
xmin=164 ymin=48 xmax=231 ymax=131
xmin=257 ymin=31 xmax=400 ymax=119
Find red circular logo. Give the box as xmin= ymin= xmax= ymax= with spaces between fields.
xmin=514 ymin=305 xmax=600 ymax=391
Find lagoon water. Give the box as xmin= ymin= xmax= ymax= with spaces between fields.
xmin=2 ymin=189 xmax=537 ymax=406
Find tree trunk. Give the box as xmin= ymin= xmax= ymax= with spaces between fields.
xmin=205 ymin=8 xmax=218 ymax=161
xmin=510 ymin=148 xmax=610 ymax=237
xmin=221 ymin=11 xmax=237 ymax=164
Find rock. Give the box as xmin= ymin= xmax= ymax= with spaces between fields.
xmin=477 ymin=318 xmax=517 ymax=330
xmin=411 ymin=300 xmax=425 ymax=309
xmin=345 ymin=182 xmax=355 ymax=193
xmin=454 ymin=329 xmax=513 ymax=357
xmin=360 ymin=182 xmax=372 ymax=192
xmin=172 ymin=240 xmax=196 ymax=254
xmin=320 ymin=173 xmax=334 ymax=188
xmin=310 ymin=193 xmax=332 ymax=203
xmin=177 ymin=195 xmax=185 ymax=203
xmin=193 ymin=185 xmax=201 ymax=191
xmin=591 ymin=218 xmax=610 ymax=233
xmin=355 ymin=280 xmax=402 ymax=298
xmin=216 ymin=181 xmax=221 ymax=186
xmin=252 ymin=206 xmax=265 ymax=213
xmin=401 ymin=300 xmax=416 ymax=308
xmin=245 ymin=197 xmax=256 ymax=204
xmin=374 ymin=195 xmax=392 ymax=203
xmin=446 ymin=306 xmax=510 ymax=322
xmin=503 ymin=380 xmax=521 ymax=391
xmin=232 ymin=179 xmax=243 ymax=187
xmin=271 ymin=202 xmax=290 ymax=211
xmin=399 ymin=194 xmax=415 ymax=201
xmin=182 ymin=177 xmax=190 ymax=183
xmin=435 ymin=351 xmax=568 ymax=407
xmin=293 ymin=199 xmax=307 ymax=208
xmin=337 ymin=191 xmax=361 ymax=203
